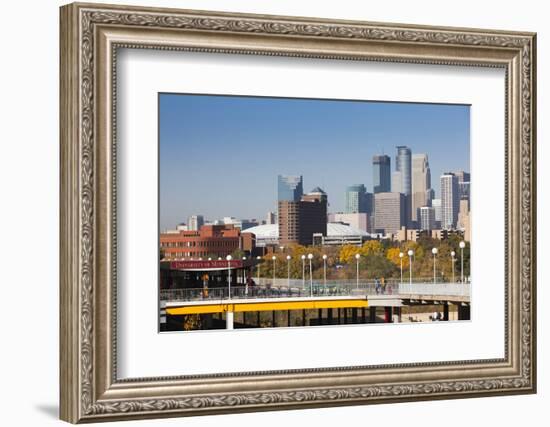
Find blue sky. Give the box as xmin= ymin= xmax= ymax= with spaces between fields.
xmin=159 ymin=93 xmax=470 ymax=230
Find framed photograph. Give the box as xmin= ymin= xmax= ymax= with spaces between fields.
xmin=60 ymin=2 xmax=537 ymax=423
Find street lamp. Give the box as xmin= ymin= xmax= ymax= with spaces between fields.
xmin=242 ymin=257 xmax=247 ymax=291
xmin=459 ymin=241 xmax=466 ymax=283
xmin=322 ymin=254 xmax=328 ymax=292
xmin=407 ymin=249 xmax=414 ymax=287
xmin=256 ymin=256 xmax=261 ymax=284
xmin=301 ymin=255 xmax=306 ymax=289
xmin=399 ymin=252 xmax=404 ymax=284
xmin=226 ymin=255 xmax=232 ymax=299
xmin=307 ymin=254 xmax=314 ymax=296
xmin=451 ymin=251 xmax=456 ymax=283
xmin=286 ymin=255 xmax=291 ymax=287
xmin=355 ymin=253 xmax=361 ymax=289
xmin=431 ymin=247 xmax=438 ymax=284
xmin=279 ymin=246 xmax=285 ymax=253
xmin=272 ymin=255 xmax=276 ymax=285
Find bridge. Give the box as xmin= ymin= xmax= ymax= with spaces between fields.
xmin=161 ymin=280 xmax=471 ymax=329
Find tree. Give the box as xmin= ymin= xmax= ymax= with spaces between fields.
xmin=339 ymin=245 xmax=360 ymax=264
xmin=230 ymin=248 xmax=245 ymax=260
xmin=386 ymin=247 xmax=409 ymax=269
xmin=361 ymin=254 xmax=397 ymax=279
xmin=360 ymin=240 xmax=384 ymax=257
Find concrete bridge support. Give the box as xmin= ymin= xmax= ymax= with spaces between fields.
xmin=443 ymin=303 xmax=449 ymax=321
xmin=369 ymin=307 xmax=376 ymax=323
xmin=384 ymin=307 xmax=392 ymax=323
xmin=457 ymin=304 xmax=470 ymax=320
xmin=226 ymin=311 xmax=234 ymax=330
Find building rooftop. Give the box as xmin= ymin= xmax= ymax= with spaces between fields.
xmin=243 ymin=222 xmax=368 ymax=239
xmin=309 ymin=186 xmax=326 ymax=194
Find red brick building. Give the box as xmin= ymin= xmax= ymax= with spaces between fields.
xmin=278 ymin=187 xmax=327 ymax=246
xmin=160 ymin=224 xmax=255 ymax=259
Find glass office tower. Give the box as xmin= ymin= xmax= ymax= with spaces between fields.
xmin=277 ymin=175 xmax=303 ymax=201
xmin=372 ymin=155 xmax=391 ymax=193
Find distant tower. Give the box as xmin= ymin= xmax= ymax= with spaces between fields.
xmin=278 ymin=176 xmax=326 ymax=245
xmin=266 ymin=211 xmax=277 ymax=225
xmin=299 ymin=187 xmax=328 ymax=245
xmin=455 ymin=170 xmax=471 ymax=202
xmin=372 ymin=155 xmax=391 ymax=193
xmin=373 ymin=192 xmax=406 ymax=235
xmin=277 ymin=175 xmax=304 ymax=244
xmin=419 ymin=206 xmax=436 ymax=231
xmin=395 ymin=146 xmax=412 ymax=226
xmin=411 ymin=154 xmax=432 ymax=224
xmin=277 ymin=174 xmax=303 ymax=201
xmin=432 ymin=198 xmax=442 ymax=228
xmin=395 ymin=146 xmax=412 ymax=196
xmin=441 ymin=173 xmax=460 ymax=229
xmin=345 ymin=184 xmax=368 ymax=213
xmin=187 ymin=215 xmax=204 ymax=231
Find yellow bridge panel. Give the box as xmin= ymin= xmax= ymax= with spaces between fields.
xmin=166 ymin=305 xmax=226 ymax=315
xmin=166 ymin=299 xmax=368 ymax=316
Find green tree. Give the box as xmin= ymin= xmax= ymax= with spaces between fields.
xmin=230 ymin=248 xmax=245 ymax=260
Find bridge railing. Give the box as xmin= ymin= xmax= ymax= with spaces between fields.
xmin=398 ymin=282 xmax=470 ymax=297
xmin=253 ymin=277 xmax=445 ymax=288
xmin=160 ymin=281 xmax=470 ymax=302
xmin=159 ymin=285 xmax=365 ymax=302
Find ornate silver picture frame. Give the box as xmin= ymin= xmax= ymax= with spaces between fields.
xmin=60 ymin=2 xmax=536 ymax=423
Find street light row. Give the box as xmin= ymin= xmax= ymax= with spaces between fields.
xmin=397 ymin=241 xmax=467 ymax=285
xmin=224 ymin=240 xmax=467 ymax=299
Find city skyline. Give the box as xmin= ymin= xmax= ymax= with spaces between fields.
xmin=160 ymin=93 xmax=470 ymax=230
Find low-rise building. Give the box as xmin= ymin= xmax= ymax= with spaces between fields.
xmin=160 ymin=224 xmax=255 ymax=259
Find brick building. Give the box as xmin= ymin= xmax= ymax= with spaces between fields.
xmin=278 ymin=186 xmax=327 ymax=246
xmin=160 ymin=224 xmax=255 ymax=259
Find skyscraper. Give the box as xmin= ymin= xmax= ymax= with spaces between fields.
xmin=266 ymin=211 xmax=276 ymax=225
xmin=391 ymin=171 xmax=402 ymax=193
xmin=431 ymin=198 xmax=442 ymax=228
xmin=278 ymin=175 xmax=303 ymax=244
xmin=411 ymin=154 xmax=432 ymax=224
xmin=395 ymin=146 xmax=412 ymax=196
xmin=395 ymin=146 xmax=412 ymax=226
xmin=278 ymin=176 xmax=327 ymax=245
xmin=457 ymin=199 xmax=470 ymax=230
xmin=374 ymin=192 xmax=405 ymax=235
xmin=419 ymin=206 xmax=436 ymax=231
xmin=277 ymin=175 xmax=303 ymax=201
xmin=455 ymin=170 xmax=471 ymax=202
xmin=441 ymin=173 xmax=460 ymax=229
xmin=372 ymin=155 xmax=391 ymax=193
xmin=345 ymin=184 xmax=368 ymax=213
xmin=187 ymin=215 xmax=204 ymax=231
xmin=299 ymin=187 xmax=328 ymax=245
